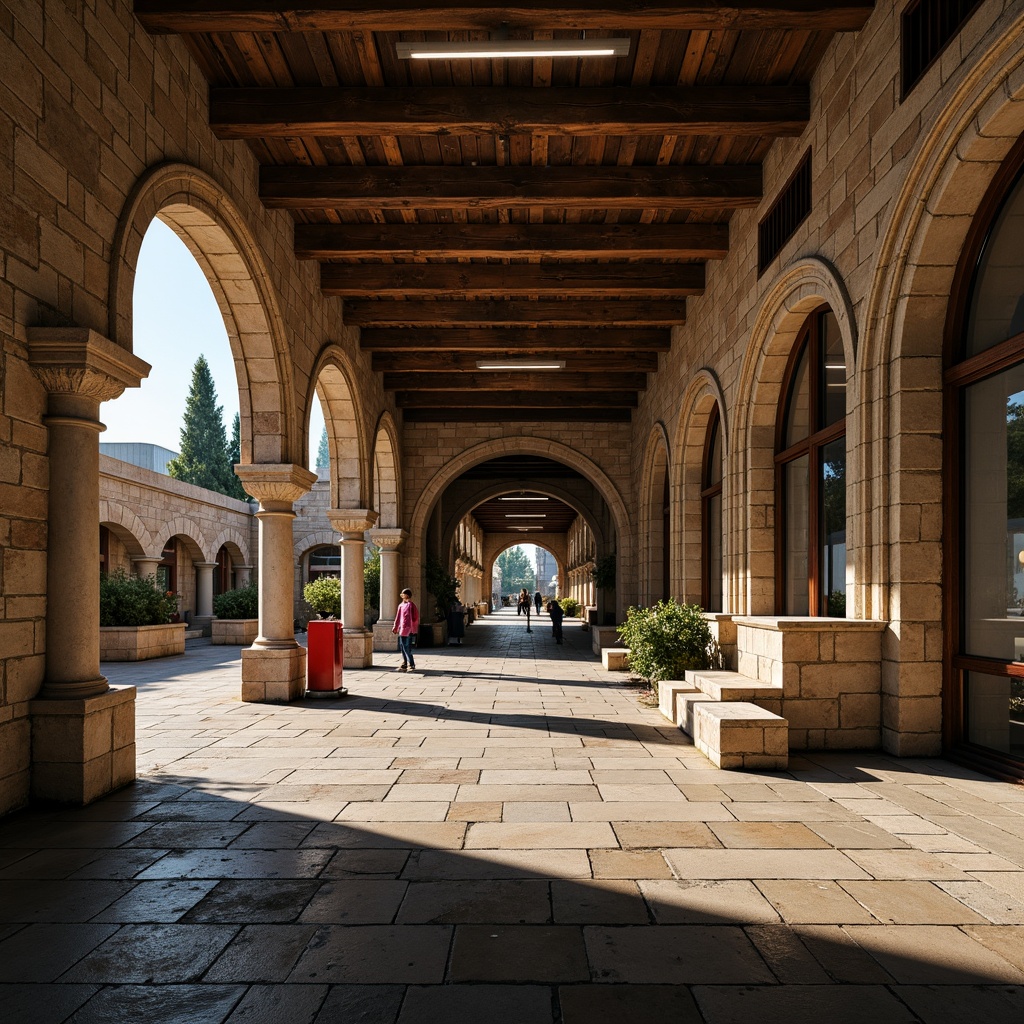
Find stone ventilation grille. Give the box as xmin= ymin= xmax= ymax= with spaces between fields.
xmin=757 ymin=150 xmax=812 ymax=277
xmin=901 ymin=0 xmax=983 ymax=97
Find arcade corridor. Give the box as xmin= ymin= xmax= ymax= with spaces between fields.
xmin=0 ymin=610 xmax=1021 ymax=1023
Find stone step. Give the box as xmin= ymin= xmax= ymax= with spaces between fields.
xmin=688 ymin=669 xmax=783 ymax=702
xmin=692 ymin=701 xmax=789 ymax=770
xmin=602 ymin=648 xmax=630 ymax=671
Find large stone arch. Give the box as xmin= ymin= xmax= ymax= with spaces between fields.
xmin=637 ymin=423 xmax=672 ymax=606
xmin=674 ymin=369 xmax=729 ymax=608
xmin=408 ymin=437 xmax=633 ymax=619
xmin=209 ymin=527 xmax=251 ymax=567
xmin=372 ymin=411 xmax=402 ymax=529
xmin=153 ymin=517 xmax=210 ymax=563
xmin=109 ymin=162 xmax=298 ymax=466
xmin=733 ymin=256 xmax=858 ymax=615
xmin=97 ymin=502 xmax=153 ymax=560
xmin=308 ymin=346 xmax=366 ymax=510
xmin=294 ymin=529 xmax=338 ymax=563
xmin=484 ymin=536 xmax=568 ymax=604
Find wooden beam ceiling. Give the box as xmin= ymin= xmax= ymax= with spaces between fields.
xmin=403 ymin=408 xmax=632 ymax=423
xmin=343 ymin=299 xmax=686 ymax=327
xmin=211 ymin=85 xmax=809 ymax=139
xmin=395 ymin=390 xmax=638 ymax=408
xmin=321 ymin=263 xmax=704 ymax=298
xmin=135 ymin=2 xmax=876 ymax=34
xmin=358 ymin=329 xmax=672 ymax=352
xmin=262 ymin=165 xmax=762 ymax=212
xmin=295 ymin=223 xmax=730 ymax=260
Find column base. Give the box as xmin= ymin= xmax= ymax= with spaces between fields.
xmin=373 ymin=620 xmax=398 ymax=652
xmin=241 ymin=646 xmax=307 ymax=703
xmin=29 ymin=685 xmax=136 ymax=805
xmin=344 ymin=629 xmax=374 ymax=668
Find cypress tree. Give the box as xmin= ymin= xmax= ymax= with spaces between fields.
xmin=226 ymin=412 xmax=247 ymax=500
xmin=167 ymin=356 xmax=235 ymax=496
xmin=316 ymin=425 xmax=330 ymax=472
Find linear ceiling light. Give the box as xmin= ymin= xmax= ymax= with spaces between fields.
xmin=499 ymin=496 xmax=549 ymax=501
xmin=505 ymin=514 xmax=547 ymax=518
xmin=397 ymin=39 xmax=630 ymax=61
xmin=476 ymin=360 xmax=566 ymax=371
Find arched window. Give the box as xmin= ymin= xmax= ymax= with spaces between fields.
xmin=215 ymin=545 xmax=232 ymax=595
xmin=775 ymin=306 xmax=847 ymax=616
xmin=702 ymin=407 xmax=723 ymax=612
xmin=307 ymin=545 xmax=340 ymax=582
xmin=947 ymin=139 xmax=1024 ymax=770
xmin=157 ymin=538 xmax=177 ymax=594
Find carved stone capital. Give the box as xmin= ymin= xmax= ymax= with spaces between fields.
xmin=368 ymin=528 xmax=407 ymax=551
xmin=235 ymin=463 xmax=317 ymax=508
xmin=328 ymin=509 xmax=379 ymax=536
xmin=28 ymin=328 xmax=151 ymax=403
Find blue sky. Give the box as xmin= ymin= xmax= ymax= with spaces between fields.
xmin=104 ymin=219 xmax=324 ymax=468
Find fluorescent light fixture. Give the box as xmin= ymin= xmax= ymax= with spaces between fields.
xmin=505 ymin=514 xmax=547 ymax=519
xmin=476 ymin=360 xmax=566 ymax=371
xmin=499 ymin=496 xmax=548 ymax=501
xmin=397 ymin=39 xmax=630 ymax=61
xmin=825 ymin=363 xmax=846 ymax=370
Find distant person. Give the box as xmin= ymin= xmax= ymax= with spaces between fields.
xmin=534 ymin=590 xmax=542 ymax=613
xmin=547 ymin=599 xmax=564 ymax=644
xmin=448 ymin=598 xmax=465 ymax=645
xmin=518 ymin=588 xmax=529 ymax=616
xmin=391 ymin=588 xmax=419 ymax=672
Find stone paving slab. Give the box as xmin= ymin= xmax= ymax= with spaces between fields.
xmin=0 ymin=608 xmax=1021 ymax=1021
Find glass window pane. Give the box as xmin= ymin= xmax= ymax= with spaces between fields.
xmin=821 ymin=310 xmax=846 ymax=428
xmin=963 ymin=364 xmax=1024 ymax=659
xmin=784 ymin=455 xmax=810 ymax=615
xmin=965 ymin=671 xmax=1024 ymax=756
xmin=784 ymin=347 xmax=810 ymax=448
xmin=821 ymin=437 xmax=847 ymax=617
xmin=966 ymin=172 xmax=1024 ymax=356
xmin=706 ymin=492 xmax=722 ymax=612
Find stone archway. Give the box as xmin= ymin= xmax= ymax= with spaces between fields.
xmin=638 ymin=424 xmax=672 ymax=606
xmin=308 ymin=348 xmax=366 ymax=511
xmin=733 ymin=257 xmax=858 ymax=615
xmin=372 ymin=412 xmax=402 ymax=530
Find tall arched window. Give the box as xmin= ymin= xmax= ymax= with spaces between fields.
xmin=307 ymin=546 xmax=340 ymax=582
xmin=947 ymin=138 xmax=1024 ymax=772
xmin=702 ymin=407 xmax=723 ymax=611
xmin=775 ymin=306 xmax=847 ymax=616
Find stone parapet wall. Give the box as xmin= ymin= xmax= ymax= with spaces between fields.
xmin=99 ymin=623 xmax=186 ymax=662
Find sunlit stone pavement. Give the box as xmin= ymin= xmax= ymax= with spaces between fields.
xmin=1 ymin=608 xmax=1022 ymax=1023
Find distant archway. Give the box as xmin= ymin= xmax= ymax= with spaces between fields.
xmin=308 ymin=348 xmax=365 ymax=510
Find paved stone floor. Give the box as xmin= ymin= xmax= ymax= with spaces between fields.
xmin=2 ymin=608 xmax=1023 ymax=1023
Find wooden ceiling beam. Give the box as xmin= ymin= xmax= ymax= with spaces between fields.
xmin=395 ymin=389 xmax=639 ymax=408
xmin=403 ymin=407 xmax=632 ymax=423
xmin=296 ymin=222 xmax=730 ymax=260
xmin=344 ymin=299 xmax=685 ymax=327
xmin=359 ymin=328 xmax=672 ymax=351
xmin=321 ymin=262 xmax=704 ymax=298
xmin=262 ymin=165 xmax=761 ymax=211
xmin=383 ymin=371 xmax=648 ymax=391
xmin=135 ymin=2 xmax=876 ymax=34
xmin=371 ymin=351 xmax=659 ymax=372
xmin=210 ymin=85 xmax=808 ymax=139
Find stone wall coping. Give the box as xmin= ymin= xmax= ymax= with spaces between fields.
xmin=733 ymin=616 xmax=888 ymax=632
xmin=703 ymin=612 xmax=735 ymax=623
xmin=99 ymin=623 xmax=187 ymax=633
xmin=29 ymin=685 xmax=137 ymax=715
xmin=100 ymin=455 xmax=255 ymax=514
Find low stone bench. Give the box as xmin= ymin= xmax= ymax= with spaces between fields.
xmin=692 ymin=701 xmax=789 ymax=770
xmin=688 ymin=669 xmax=783 ymax=707
xmin=602 ymin=648 xmax=630 ymax=671
xmin=657 ymin=680 xmax=691 ymax=722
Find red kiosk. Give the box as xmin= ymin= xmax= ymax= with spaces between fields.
xmin=306 ymin=619 xmax=346 ymax=697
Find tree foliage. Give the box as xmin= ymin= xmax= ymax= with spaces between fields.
xmin=225 ymin=412 xmax=247 ymax=500
xmin=167 ymin=356 xmax=237 ymax=497
xmin=303 ymin=575 xmax=340 ymax=618
xmin=100 ymin=569 xmax=177 ymax=627
xmin=316 ymin=425 xmax=330 ymax=473
xmin=617 ymin=599 xmax=722 ymax=684
xmin=425 ymin=555 xmax=461 ymax=620
xmin=495 ymin=546 xmax=536 ymax=594
xmin=364 ymin=545 xmax=380 ymax=615
xmin=213 ymin=582 xmax=258 ymax=620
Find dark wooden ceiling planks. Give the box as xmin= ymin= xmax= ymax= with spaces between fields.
xmin=134 ymin=1 xmax=873 ymax=419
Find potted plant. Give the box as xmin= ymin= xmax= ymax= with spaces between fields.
xmin=303 ymin=575 xmax=341 ymax=620
xmin=617 ymin=598 xmax=722 ymax=685
xmin=558 ymin=596 xmax=581 ymax=618
xmin=423 ymin=555 xmax=460 ymax=646
xmin=99 ymin=568 xmax=184 ymax=661
xmin=211 ymin=581 xmax=259 ymax=645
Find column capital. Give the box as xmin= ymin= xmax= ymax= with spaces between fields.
xmin=328 ymin=508 xmax=379 ymax=536
xmin=28 ymin=327 xmax=150 ymax=402
xmin=368 ymin=528 xmax=407 ymax=551
xmin=236 ymin=463 xmax=317 ymax=507
xmin=194 ymin=561 xmax=218 ymax=570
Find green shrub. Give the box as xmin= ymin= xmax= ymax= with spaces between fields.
xmin=591 ymin=554 xmax=616 ymax=590
xmin=425 ymin=554 xmax=460 ymax=621
xmin=303 ymin=575 xmax=341 ymax=618
xmin=617 ymin=599 xmax=721 ymax=684
xmin=213 ymin=582 xmax=258 ymax=619
xmin=364 ymin=545 xmax=380 ymax=613
xmin=558 ymin=596 xmax=581 ymax=617
xmin=100 ymin=569 xmax=177 ymax=627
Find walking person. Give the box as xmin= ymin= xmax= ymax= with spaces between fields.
xmin=448 ymin=598 xmax=465 ymax=645
xmin=547 ymin=599 xmax=564 ymax=644
xmin=534 ymin=590 xmax=542 ymax=614
xmin=391 ymin=588 xmax=419 ymax=672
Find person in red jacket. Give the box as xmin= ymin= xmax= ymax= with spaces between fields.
xmin=392 ymin=588 xmax=420 ymax=672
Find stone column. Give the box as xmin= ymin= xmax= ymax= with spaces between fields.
xmin=236 ymin=464 xmax=317 ymax=702
xmin=132 ymin=557 xmax=161 ymax=580
xmin=27 ymin=328 xmax=150 ymax=804
xmin=194 ymin=562 xmax=217 ymax=621
xmin=369 ymin=528 xmax=406 ymax=652
xmin=235 ymin=564 xmax=254 ymax=588
xmin=329 ymin=510 xmax=379 ymax=667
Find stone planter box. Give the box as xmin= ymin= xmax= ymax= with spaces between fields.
xmin=100 ymin=622 xmax=186 ymax=662
xmin=211 ymin=618 xmax=259 ymax=646
xmin=592 ymin=624 xmax=623 ymax=657
xmin=419 ymin=621 xmax=447 ymax=647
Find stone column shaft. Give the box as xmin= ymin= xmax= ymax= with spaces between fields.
xmin=329 ymin=511 xmax=379 ymax=668
xmin=370 ymin=529 xmax=407 ymax=627
xmin=236 ymin=564 xmax=253 ymax=587
xmin=195 ymin=562 xmax=217 ymax=618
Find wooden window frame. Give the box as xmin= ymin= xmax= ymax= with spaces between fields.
xmin=701 ymin=406 xmax=723 ymax=611
xmin=774 ymin=306 xmax=846 ymax=616
xmin=942 ymin=134 xmax=1024 ymax=780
